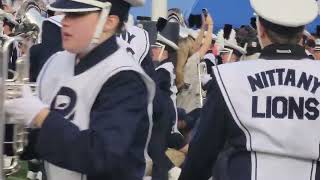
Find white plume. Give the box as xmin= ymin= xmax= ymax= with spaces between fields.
xmin=217 ymin=28 xmax=247 ymax=55
xmin=225 ymin=29 xmax=238 ymax=47
xmin=215 ymin=29 xmax=225 ymax=52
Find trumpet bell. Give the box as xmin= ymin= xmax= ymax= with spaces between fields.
xmin=15 ymin=0 xmax=47 ymax=43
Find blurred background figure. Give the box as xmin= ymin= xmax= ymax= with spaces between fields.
xmin=216 ymin=24 xmax=247 ymax=64
xmin=176 ymin=11 xmax=213 ymax=114
xmin=314 ymin=38 xmax=320 ymax=60
xmin=302 ymin=30 xmax=316 ymax=59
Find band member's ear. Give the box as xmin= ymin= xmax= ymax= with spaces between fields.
xmin=104 ymin=15 xmax=120 ymax=33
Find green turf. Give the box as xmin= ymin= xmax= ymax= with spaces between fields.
xmin=7 ymin=161 xmax=28 ymax=180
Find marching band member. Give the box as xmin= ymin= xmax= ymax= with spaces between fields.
xmin=146 ymin=18 xmax=184 ymax=180
xmin=0 ymin=10 xmax=19 ymax=77
xmin=217 ymin=24 xmax=247 ymax=64
xmin=176 ymin=12 xmax=213 ymax=114
xmin=118 ymin=15 xmax=184 ymax=180
xmin=314 ymin=38 xmax=320 ymax=60
xmin=179 ymin=0 xmax=319 ymax=179
xmin=5 ymin=1 xmax=155 ymax=180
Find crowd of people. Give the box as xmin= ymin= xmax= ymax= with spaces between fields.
xmin=1 ymin=0 xmax=320 ymax=180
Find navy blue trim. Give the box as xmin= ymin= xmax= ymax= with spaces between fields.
xmin=139 ymin=30 xmax=149 ymax=64
xmin=259 ymin=44 xmax=309 ymax=60
xmin=311 ymin=160 xmax=315 ymax=180
xmin=50 ymin=0 xmax=97 ymax=10
xmin=49 ymin=18 xmax=60 ymax=24
xmin=255 ymin=152 xmax=257 ymax=180
xmin=75 ymin=35 xmax=119 ymax=75
xmin=215 ymin=65 xmax=256 ymax=180
xmin=46 ymin=18 xmax=61 ymax=27
xmin=215 ymin=66 xmax=253 ymax=150
xmin=109 ymin=66 xmax=134 ymax=74
xmin=50 ymin=0 xmax=130 ymax=20
xmin=312 ymin=144 xmax=320 ymax=180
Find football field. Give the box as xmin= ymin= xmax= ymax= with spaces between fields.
xmin=7 ymin=161 xmax=28 ymax=180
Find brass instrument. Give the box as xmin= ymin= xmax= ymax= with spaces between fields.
xmin=15 ymin=0 xmax=47 ymax=43
xmin=0 ymin=1 xmax=45 ymax=178
xmin=198 ymin=60 xmax=208 ymax=107
xmin=1 ymin=37 xmax=34 ymax=178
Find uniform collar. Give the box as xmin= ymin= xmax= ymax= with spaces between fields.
xmin=75 ymin=35 xmax=119 ymax=75
xmin=259 ymin=44 xmax=309 ymax=60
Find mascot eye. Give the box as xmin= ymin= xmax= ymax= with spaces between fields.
xmin=57 ymin=103 xmax=68 ymax=108
xmin=54 ymin=95 xmax=71 ymax=110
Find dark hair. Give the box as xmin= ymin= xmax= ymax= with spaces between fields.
xmin=250 ymin=17 xmax=257 ymax=30
xmin=108 ymin=0 xmax=130 ymax=22
xmin=317 ymin=25 xmax=320 ymax=37
xmin=164 ymin=44 xmax=177 ymax=67
xmin=116 ymin=20 xmax=125 ymax=34
xmin=106 ymin=0 xmax=130 ymax=33
xmin=259 ymin=16 xmax=304 ymax=44
xmin=47 ymin=10 xmax=55 ymax=17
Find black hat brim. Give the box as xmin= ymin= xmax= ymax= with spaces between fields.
xmin=48 ymin=0 xmax=100 ymax=12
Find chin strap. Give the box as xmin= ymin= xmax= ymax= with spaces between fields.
xmin=83 ymin=1 xmax=112 ymax=54
xmin=256 ymin=17 xmax=264 ymax=49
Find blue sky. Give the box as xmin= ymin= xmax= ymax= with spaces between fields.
xmin=131 ymin=0 xmax=320 ymax=33
xmin=130 ymin=0 xmax=196 ymax=18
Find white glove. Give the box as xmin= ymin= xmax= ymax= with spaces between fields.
xmin=168 ymin=167 xmax=181 ymax=180
xmin=5 ymin=85 xmax=48 ymax=127
xmin=201 ymin=74 xmax=212 ymax=86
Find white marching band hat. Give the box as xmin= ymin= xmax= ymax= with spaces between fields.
xmin=47 ymin=0 xmax=145 ymax=46
xmin=224 ymin=29 xmax=247 ymax=55
xmin=48 ymin=0 xmax=144 ymax=13
xmin=250 ymin=0 xmax=318 ymax=27
xmin=216 ymin=26 xmax=247 ymax=56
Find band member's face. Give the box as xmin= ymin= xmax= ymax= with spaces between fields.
xmin=61 ymin=12 xmax=99 ymax=54
xmin=151 ymin=47 xmax=162 ymax=61
xmin=151 ymin=46 xmax=168 ymax=62
xmin=314 ymin=51 xmax=320 ymax=60
xmin=221 ymin=52 xmax=239 ymax=64
xmin=3 ymin=24 xmax=12 ymax=35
